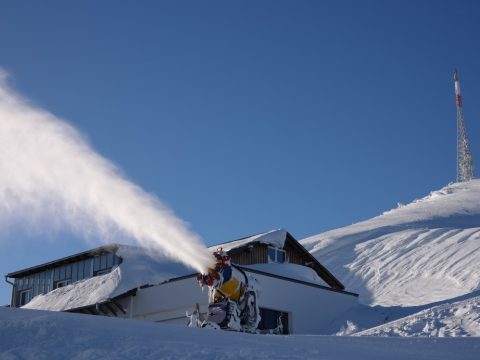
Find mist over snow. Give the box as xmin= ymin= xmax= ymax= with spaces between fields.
xmin=0 ymin=70 xmax=214 ymax=273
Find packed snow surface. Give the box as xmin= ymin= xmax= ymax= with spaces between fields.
xmin=24 ymin=246 xmax=191 ymax=311
xmin=356 ymin=291 xmax=480 ymax=337
xmin=1 ymin=307 xmax=479 ymax=360
xmin=302 ymin=180 xmax=480 ymax=307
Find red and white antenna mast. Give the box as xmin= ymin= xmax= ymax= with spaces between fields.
xmin=454 ymin=69 xmax=474 ymax=182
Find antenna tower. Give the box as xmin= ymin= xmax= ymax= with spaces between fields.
xmin=454 ymin=69 xmax=474 ymax=182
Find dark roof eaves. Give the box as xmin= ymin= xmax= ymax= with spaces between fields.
xmin=284 ymin=232 xmax=346 ymax=290
xmin=6 ymin=244 xmax=122 ymax=278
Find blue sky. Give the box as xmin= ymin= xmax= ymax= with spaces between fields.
xmin=1 ymin=1 xmax=480 ymax=304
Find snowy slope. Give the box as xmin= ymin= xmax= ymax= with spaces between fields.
xmin=302 ymin=180 xmax=480 ymax=307
xmin=356 ymin=291 xmax=480 ymax=337
xmin=1 ymin=307 xmax=479 ymax=360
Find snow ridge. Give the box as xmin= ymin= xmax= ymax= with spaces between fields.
xmin=302 ymin=180 xmax=480 ymax=307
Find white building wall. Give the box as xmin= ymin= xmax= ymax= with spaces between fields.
xmin=117 ymin=271 xmax=357 ymax=334
xmin=250 ymin=272 xmax=357 ymax=334
xmin=117 ymin=277 xmax=209 ymax=324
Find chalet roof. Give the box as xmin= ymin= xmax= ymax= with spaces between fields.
xmin=211 ymin=229 xmax=345 ymax=290
xmin=209 ymin=229 xmax=287 ymax=253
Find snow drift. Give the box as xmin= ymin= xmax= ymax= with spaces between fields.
xmin=1 ymin=307 xmax=478 ymax=360
xmin=356 ymin=291 xmax=480 ymax=337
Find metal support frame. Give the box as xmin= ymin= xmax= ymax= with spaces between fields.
xmin=455 ymin=69 xmax=474 ymax=182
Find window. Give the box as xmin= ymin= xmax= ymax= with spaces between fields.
xmin=106 ymin=253 xmax=114 ymax=268
xmin=54 ymin=279 xmax=71 ymax=289
xmin=60 ymin=265 xmax=66 ymax=280
xmin=84 ymin=259 xmax=92 ymax=278
xmin=72 ymin=262 xmax=78 ymax=282
xmin=93 ymin=256 xmax=101 ymax=273
xmin=267 ymin=247 xmax=286 ymax=263
xmin=258 ymin=308 xmax=289 ymax=334
xmin=89 ymin=252 xmax=116 ymax=276
xmin=100 ymin=254 xmax=107 ymax=269
xmin=19 ymin=289 xmax=32 ymax=306
xmin=53 ymin=267 xmax=60 ymax=282
xmin=65 ymin=264 xmax=72 ymax=279
xmin=77 ymin=260 xmax=85 ymax=280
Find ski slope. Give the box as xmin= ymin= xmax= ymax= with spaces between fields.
xmin=356 ymin=291 xmax=480 ymax=337
xmin=302 ymin=180 xmax=480 ymax=307
xmin=1 ymin=307 xmax=479 ymax=360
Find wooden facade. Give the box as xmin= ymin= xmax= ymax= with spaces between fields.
xmin=223 ymin=232 xmax=345 ymax=291
xmin=229 ymin=243 xmax=268 ymax=265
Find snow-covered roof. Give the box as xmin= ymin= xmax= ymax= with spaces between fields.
xmin=24 ymin=228 xmax=344 ymax=312
xmin=241 ymin=263 xmax=329 ymax=287
xmin=24 ymin=246 xmax=191 ymax=311
xmin=23 ymin=232 xmax=289 ymax=312
xmin=209 ymin=229 xmax=287 ymax=252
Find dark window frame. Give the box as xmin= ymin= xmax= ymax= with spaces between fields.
xmin=258 ymin=307 xmax=289 ymax=334
xmin=54 ymin=279 xmax=71 ymax=289
xmin=18 ymin=289 xmax=33 ymax=306
xmin=267 ymin=246 xmax=287 ymax=264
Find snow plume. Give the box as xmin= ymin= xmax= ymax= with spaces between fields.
xmin=0 ymin=71 xmax=214 ymax=273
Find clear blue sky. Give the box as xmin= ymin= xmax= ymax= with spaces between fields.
xmin=1 ymin=0 xmax=480 ymax=304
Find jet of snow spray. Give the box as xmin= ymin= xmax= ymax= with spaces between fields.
xmin=0 ymin=70 xmax=214 ymax=273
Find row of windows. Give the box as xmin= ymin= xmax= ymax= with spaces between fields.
xmin=15 ymin=252 xmax=121 ymax=306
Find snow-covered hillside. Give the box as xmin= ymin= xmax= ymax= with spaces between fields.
xmin=356 ymin=291 xmax=480 ymax=337
xmin=1 ymin=307 xmax=479 ymax=360
xmin=302 ymin=180 xmax=480 ymax=307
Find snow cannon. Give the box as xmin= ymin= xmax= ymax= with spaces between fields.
xmin=196 ymin=249 xmax=260 ymax=332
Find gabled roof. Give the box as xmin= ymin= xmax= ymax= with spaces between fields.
xmin=209 ymin=229 xmax=288 ymax=253
xmin=210 ymin=229 xmax=345 ymax=290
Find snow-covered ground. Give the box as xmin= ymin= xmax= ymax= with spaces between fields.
xmin=356 ymin=291 xmax=480 ymax=337
xmin=1 ymin=307 xmax=479 ymax=360
xmin=301 ymin=180 xmax=480 ymax=336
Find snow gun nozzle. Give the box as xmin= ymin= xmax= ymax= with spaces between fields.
xmin=196 ymin=248 xmax=231 ymax=287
